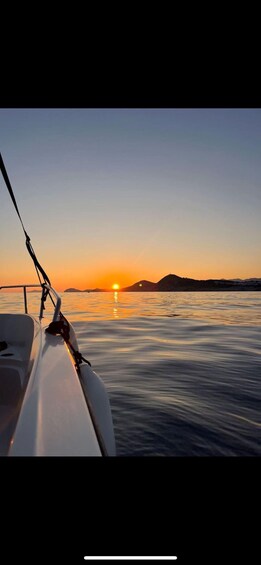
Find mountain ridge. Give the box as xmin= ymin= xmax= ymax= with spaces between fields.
xmin=122 ymin=274 xmax=261 ymax=292
xmin=64 ymin=274 xmax=261 ymax=292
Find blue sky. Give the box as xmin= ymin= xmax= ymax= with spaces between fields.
xmin=0 ymin=108 xmax=260 ymax=290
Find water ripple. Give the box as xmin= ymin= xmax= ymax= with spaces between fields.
xmin=1 ymin=291 xmax=260 ymax=455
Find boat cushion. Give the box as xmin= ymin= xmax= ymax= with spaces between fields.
xmin=0 ymin=367 xmax=22 ymax=406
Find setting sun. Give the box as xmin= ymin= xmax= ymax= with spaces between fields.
xmin=112 ymin=283 xmax=120 ymax=290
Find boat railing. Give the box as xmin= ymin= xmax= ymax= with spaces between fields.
xmin=0 ymin=284 xmax=61 ymax=322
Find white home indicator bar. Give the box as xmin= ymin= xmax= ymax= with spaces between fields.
xmin=84 ymin=558 xmax=177 ymax=561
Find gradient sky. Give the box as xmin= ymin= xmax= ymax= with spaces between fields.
xmin=0 ymin=108 xmax=261 ymax=291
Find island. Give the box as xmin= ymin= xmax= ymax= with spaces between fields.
xmin=64 ymin=274 xmax=261 ymax=292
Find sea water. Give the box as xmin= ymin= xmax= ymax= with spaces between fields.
xmin=1 ymin=291 xmax=260 ymax=455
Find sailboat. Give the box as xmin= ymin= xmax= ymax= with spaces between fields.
xmin=0 ymin=154 xmax=116 ymax=456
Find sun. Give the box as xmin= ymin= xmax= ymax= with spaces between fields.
xmin=112 ymin=283 xmax=120 ymax=290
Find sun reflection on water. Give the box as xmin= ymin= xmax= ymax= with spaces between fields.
xmin=113 ymin=291 xmax=119 ymax=318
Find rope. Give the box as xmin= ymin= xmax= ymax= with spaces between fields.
xmin=45 ymin=317 xmax=92 ymax=368
xmin=0 ymin=153 xmax=51 ymax=286
xmin=0 ymin=155 xmax=91 ymax=366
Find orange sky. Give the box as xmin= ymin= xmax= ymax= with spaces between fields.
xmin=1 ymin=109 xmax=261 ymax=291
xmin=1 ymin=243 xmax=260 ymax=292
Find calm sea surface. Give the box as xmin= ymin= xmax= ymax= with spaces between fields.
xmin=1 ymin=291 xmax=261 ymax=456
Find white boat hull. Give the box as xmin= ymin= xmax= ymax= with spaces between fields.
xmin=0 ymin=312 xmax=115 ymax=456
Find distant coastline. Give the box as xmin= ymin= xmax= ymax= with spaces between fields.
xmin=64 ymin=274 xmax=261 ymax=292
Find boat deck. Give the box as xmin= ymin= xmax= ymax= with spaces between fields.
xmin=0 ymin=314 xmax=36 ymax=455
xmin=0 ymin=312 xmax=103 ymax=456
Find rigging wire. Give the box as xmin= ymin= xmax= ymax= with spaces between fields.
xmin=0 ymin=152 xmax=90 ymax=362
xmin=0 ymin=152 xmax=51 ymax=286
